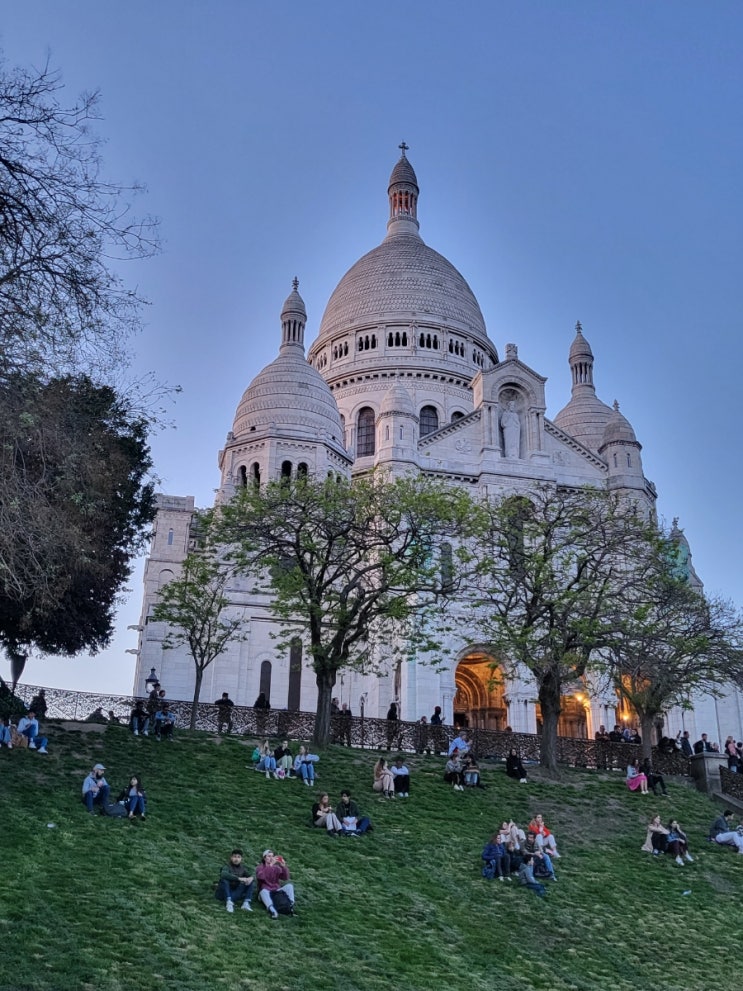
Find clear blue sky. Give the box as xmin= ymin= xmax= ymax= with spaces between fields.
xmin=4 ymin=2 xmax=742 ymax=694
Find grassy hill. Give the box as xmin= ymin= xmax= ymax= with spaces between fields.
xmin=1 ymin=722 xmax=740 ymax=991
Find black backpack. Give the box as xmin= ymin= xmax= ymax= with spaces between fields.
xmin=103 ymin=801 xmax=128 ymax=818
xmin=270 ymin=889 xmax=294 ymax=915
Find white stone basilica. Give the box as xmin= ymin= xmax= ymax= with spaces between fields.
xmin=133 ymin=148 xmax=743 ymax=744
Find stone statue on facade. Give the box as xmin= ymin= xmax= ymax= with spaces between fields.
xmin=500 ymin=400 xmax=521 ymax=458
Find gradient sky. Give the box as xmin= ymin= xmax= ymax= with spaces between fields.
xmin=3 ymin=2 xmax=742 ymax=695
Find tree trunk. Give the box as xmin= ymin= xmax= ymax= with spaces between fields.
xmin=538 ymin=677 xmax=562 ymax=779
xmin=312 ymin=667 xmax=337 ymax=747
xmin=190 ymin=665 xmax=204 ymax=731
xmin=638 ymin=710 xmax=656 ymax=762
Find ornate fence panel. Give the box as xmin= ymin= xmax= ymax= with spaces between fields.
xmin=720 ymin=766 xmax=743 ymax=803
xmin=7 ymin=682 xmax=691 ymax=778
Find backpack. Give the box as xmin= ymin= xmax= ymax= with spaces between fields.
xmin=103 ymin=801 xmax=128 ymax=818
xmin=270 ymin=889 xmax=294 ymax=915
xmin=481 ymin=861 xmax=496 ymax=880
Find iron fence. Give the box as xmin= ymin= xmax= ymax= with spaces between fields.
xmin=8 ymin=681 xmax=690 ymax=776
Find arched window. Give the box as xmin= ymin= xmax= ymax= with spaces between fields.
xmin=451 ymin=411 xmax=464 ymax=422
xmin=167 ymin=528 xmax=174 ymax=546
xmin=297 ymin=462 xmax=308 ymax=478
xmin=357 ymin=407 xmax=375 ymax=456
xmin=419 ymin=405 xmax=439 ymax=437
xmin=251 ymin=462 xmax=261 ymax=488
xmin=281 ymin=460 xmax=292 ymax=482
xmin=259 ymin=660 xmax=272 ymax=702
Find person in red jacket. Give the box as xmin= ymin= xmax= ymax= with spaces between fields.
xmin=527 ymin=813 xmax=560 ymax=858
xmin=255 ymin=850 xmax=295 ymax=919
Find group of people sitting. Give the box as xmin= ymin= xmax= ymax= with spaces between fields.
xmin=482 ymin=815 xmax=561 ymax=897
xmin=641 ymin=815 xmax=694 ymax=865
xmin=443 ymin=731 xmax=528 ymax=790
xmin=372 ymin=756 xmax=410 ymax=798
xmin=251 ymin=739 xmax=320 ymax=784
xmin=625 ymin=758 xmax=668 ymax=796
xmin=81 ymin=762 xmax=147 ymax=819
xmin=708 ymin=809 xmax=743 ymax=853
xmin=0 ymin=710 xmax=49 ymax=752
xmin=129 ymin=690 xmax=177 ymax=740
xmin=311 ymin=790 xmax=372 ymax=836
xmin=216 ymin=848 xmax=295 ymax=919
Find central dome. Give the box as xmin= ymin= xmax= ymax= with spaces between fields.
xmin=316 ymin=149 xmax=491 ymax=351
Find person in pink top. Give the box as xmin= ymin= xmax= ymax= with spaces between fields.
xmin=255 ymin=850 xmax=295 ymax=919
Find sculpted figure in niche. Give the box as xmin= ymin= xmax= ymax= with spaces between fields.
xmin=500 ymin=400 xmax=521 ymax=459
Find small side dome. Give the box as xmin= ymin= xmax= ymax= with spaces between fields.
xmin=600 ymin=401 xmax=638 ymax=447
xmin=379 ymin=380 xmax=416 ymax=417
xmin=281 ymin=277 xmax=307 ymax=321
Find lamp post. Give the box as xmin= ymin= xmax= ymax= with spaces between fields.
xmin=144 ymin=667 xmax=159 ymax=696
xmin=359 ymin=692 xmax=368 ymax=749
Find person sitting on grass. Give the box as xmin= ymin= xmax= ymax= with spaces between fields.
xmin=497 ymin=820 xmax=525 ymax=874
xmin=641 ymin=757 xmax=668 ymax=797
xmin=294 ymin=746 xmax=319 ymax=786
xmin=444 ymin=749 xmax=465 ymax=791
xmin=216 ymin=848 xmax=254 ymax=913
xmin=255 ymin=740 xmax=278 ymax=778
xmin=312 ymin=793 xmax=343 ymax=835
xmin=462 ymin=751 xmax=484 ymax=788
xmin=129 ymin=702 xmax=150 ymax=737
xmin=372 ymin=757 xmax=395 ymax=799
xmin=523 ymin=831 xmax=557 ymax=880
xmin=154 ymin=705 xmax=176 ymax=741
xmin=505 ymin=747 xmax=527 ymax=783
xmin=336 ymin=790 xmax=372 ymax=835
xmin=518 ymin=855 xmax=547 ymax=898
xmin=0 ymin=717 xmax=12 ymax=748
xmin=82 ymin=763 xmax=110 ymax=814
xmin=641 ymin=814 xmax=669 ymax=856
xmin=448 ymin=730 xmax=470 ymax=756
xmin=17 ymin=710 xmax=48 ymax=753
xmin=527 ymin=814 xmax=560 ymax=858
xmin=666 ymin=818 xmax=693 ymax=865
xmin=256 ymin=850 xmax=295 ymax=919
xmin=118 ymin=774 xmax=147 ymax=820
xmin=274 ymin=740 xmax=294 ymax=777
xmin=391 ymin=756 xmax=410 ymax=797
xmin=481 ymin=833 xmax=510 ymax=881
xmin=710 ymin=810 xmax=743 ymax=853
xmin=626 ymin=759 xmax=649 ymax=794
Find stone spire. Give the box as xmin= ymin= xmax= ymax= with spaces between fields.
xmin=387 ymin=141 xmax=420 ymax=237
xmin=280 ymin=277 xmax=307 ymax=351
xmin=568 ymin=320 xmax=595 ymax=394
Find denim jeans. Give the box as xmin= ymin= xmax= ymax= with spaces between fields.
xmin=126 ymin=794 xmax=147 ymax=816
xmin=216 ymin=878 xmax=254 ymax=905
xmin=297 ymin=762 xmax=315 ymax=782
xmin=83 ymin=784 xmax=110 ymax=812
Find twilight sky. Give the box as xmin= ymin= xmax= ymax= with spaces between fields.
xmin=3 ymin=2 xmax=742 ymax=695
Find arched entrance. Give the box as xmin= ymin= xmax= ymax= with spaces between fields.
xmin=454 ymin=650 xmax=508 ymax=731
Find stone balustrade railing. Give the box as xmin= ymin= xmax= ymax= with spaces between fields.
xmin=6 ymin=680 xmax=691 ymax=776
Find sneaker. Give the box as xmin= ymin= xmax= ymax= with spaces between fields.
xmin=265 ymin=771 xmax=270 ymax=779
xmin=270 ymin=910 xmax=279 ymax=920
xmin=685 ymin=853 xmax=694 ymax=863
xmin=241 ymin=901 xmax=252 ymax=912
xmin=143 ymin=730 xmax=149 ymax=736
xmin=38 ymin=747 xmax=48 ymax=754
xmin=652 ymin=850 xmax=660 ymax=856
xmin=133 ymin=729 xmax=139 ymax=736
xmin=7 ymin=742 xmax=12 ymax=749
xmin=304 ymin=779 xmax=310 ymax=786
xmin=675 ymin=855 xmax=684 ymax=866
xmin=551 ymin=850 xmax=561 ymax=859
xmin=519 ymin=778 xmax=527 ymax=784
xmin=226 ymin=898 xmax=235 ymax=913
xmin=29 ymin=742 xmax=37 ymax=750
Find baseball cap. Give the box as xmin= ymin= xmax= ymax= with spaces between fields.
xmin=93 ymin=763 xmax=106 ymax=771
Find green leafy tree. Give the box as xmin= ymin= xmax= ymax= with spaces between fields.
xmin=152 ymin=517 xmax=246 ymax=730
xmin=604 ymin=536 xmax=743 ymax=759
xmin=0 ymin=374 xmax=155 ymax=681
xmin=470 ymin=486 xmax=654 ymax=776
xmin=217 ymin=473 xmax=475 ymax=746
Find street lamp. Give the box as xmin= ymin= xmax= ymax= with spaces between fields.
xmin=145 ymin=667 xmax=159 ymax=695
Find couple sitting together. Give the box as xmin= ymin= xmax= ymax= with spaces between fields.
xmin=311 ymin=790 xmax=372 ymax=836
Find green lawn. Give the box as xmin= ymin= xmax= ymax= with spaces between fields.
xmin=1 ymin=723 xmax=739 ymax=991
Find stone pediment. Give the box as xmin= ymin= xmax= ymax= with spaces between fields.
xmin=544 ymin=419 xmax=607 ymax=472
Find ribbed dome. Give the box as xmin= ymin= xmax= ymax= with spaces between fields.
xmin=317 ymin=235 xmax=488 ymax=343
xmin=388 ymin=154 xmax=418 ymax=190
xmin=553 ymin=393 xmax=613 ymax=452
xmin=281 ymin=277 xmax=306 ymax=321
xmin=569 ymin=324 xmax=593 ymax=361
xmin=599 ymin=402 xmax=638 ymax=448
xmin=379 ymin=380 xmax=416 ymax=417
xmin=232 ymin=350 xmax=345 ymax=447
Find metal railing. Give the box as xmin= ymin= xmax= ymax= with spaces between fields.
xmin=7 ymin=680 xmax=691 ymax=776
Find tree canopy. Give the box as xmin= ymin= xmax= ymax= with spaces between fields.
xmin=0 ymin=374 xmax=155 ymax=674
xmin=469 ymin=486 xmax=655 ymax=775
xmin=217 ymin=472 xmax=476 ymax=745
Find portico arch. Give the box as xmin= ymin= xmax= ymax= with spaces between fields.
xmin=453 ymin=648 xmax=508 ymax=731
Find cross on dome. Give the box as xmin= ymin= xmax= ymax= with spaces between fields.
xmin=398 ymin=140 xmax=409 ymax=156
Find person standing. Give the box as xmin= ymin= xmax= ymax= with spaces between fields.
xmin=29 ymin=690 xmax=47 ymax=719
xmin=214 ymin=693 xmax=235 ymax=734
xmin=82 ymin=763 xmax=110 ymax=813
xmin=694 ymin=733 xmax=714 ymax=754
xmin=255 ymin=850 xmax=295 ymax=918
xmin=216 ymin=849 xmax=254 ymax=913
xmin=430 ymin=705 xmax=445 ymax=755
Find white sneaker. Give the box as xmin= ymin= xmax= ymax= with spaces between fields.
xmin=29 ymin=742 xmax=37 ymax=750
xmin=519 ymin=778 xmax=527 ymax=784
xmin=265 ymin=771 xmax=270 ymax=779
xmin=685 ymin=853 xmax=694 ymax=862
xmin=7 ymin=742 xmax=12 ymax=749
xmin=38 ymin=747 xmax=48 ymax=754
xmin=270 ymin=910 xmax=279 ymax=920
xmin=241 ymin=901 xmax=252 ymax=912
xmin=133 ymin=729 xmax=139 ymax=736
xmin=675 ymin=855 xmax=684 ymax=866
xmin=226 ymin=898 xmax=235 ymax=913
xmin=143 ymin=730 xmax=149 ymax=736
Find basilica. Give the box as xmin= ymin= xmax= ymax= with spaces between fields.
xmin=133 ymin=148 xmax=741 ymax=744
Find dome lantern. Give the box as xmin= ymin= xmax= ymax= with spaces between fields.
xmin=280 ymin=277 xmax=307 ymax=351
xmin=387 ymin=141 xmax=420 ymax=237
